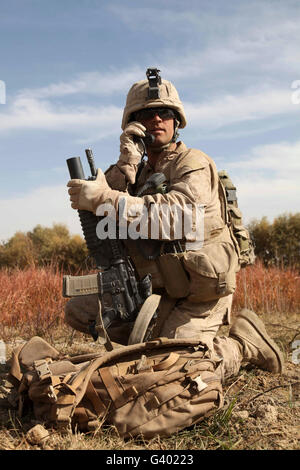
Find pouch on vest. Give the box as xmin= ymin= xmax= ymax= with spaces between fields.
xmin=156 ymin=253 xmax=190 ymax=298
xmin=182 ymin=234 xmax=239 ymax=302
xmin=218 ymin=170 xmax=255 ymax=268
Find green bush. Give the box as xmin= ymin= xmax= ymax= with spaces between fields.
xmin=0 ymin=224 xmax=88 ymax=272
xmin=248 ymin=212 xmax=300 ymax=270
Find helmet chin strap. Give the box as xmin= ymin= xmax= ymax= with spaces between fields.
xmin=147 ymin=119 xmax=180 ymax=153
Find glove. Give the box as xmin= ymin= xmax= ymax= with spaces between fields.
xmin=119 ymin=121 xmax=146 ymax=165
xmin=67 ymin=169 xmax=112 ymax=212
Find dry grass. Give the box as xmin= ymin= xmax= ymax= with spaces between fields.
xmin=0 ymin=261 xmax=299 ymax=451
xmin=0 ymin=260 xmax=299 ymax=342
xmin=233 ymin=259 xmax=300 ymax=316
xmin=0 ymin=264 xmax=68 ymax=341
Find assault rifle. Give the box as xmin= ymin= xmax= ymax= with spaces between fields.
xmin=63 ymin=149 xmax=152 ymax=341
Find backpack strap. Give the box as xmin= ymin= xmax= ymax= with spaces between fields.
xmin=85 ymin=380 xmax=107 ymax=415
xmin=98 ymin=367 xmax=139 ymax=408
xmin=128 ymin=293 xmax=162 ymax=345
xmin=152 ymin=352 xmax=180 ymax=371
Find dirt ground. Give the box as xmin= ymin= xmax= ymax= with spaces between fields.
xmin=225 ymin=315 xmax=300 ymax=451
xmin=0 ymin=313 xmax=299 ymax=451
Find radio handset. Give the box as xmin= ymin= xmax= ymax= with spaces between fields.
xmin=134 ymin=132 xmax=155 ymax=159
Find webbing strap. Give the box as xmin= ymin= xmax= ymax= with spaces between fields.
xmin=85 ymin=380 xmax=106 ymax=416
xmin=98 ymin=367 xmax=139 ymax=409
xmin=70 ymin=363 xmax=92 ymax=390
xmin=33 ymin=359 xmax=52 ymax=380
xmin=95 ymin=298 xmax=114 ymax=352
xmin=153 ymin=352 xmax=179 ymax=371
xmin=98 ymin=367 xmax=125 ymax=408
xmin=149 ymin=294 xmax=177 ymax=340
xmin=73 ymin=406 xmax=89 ymax=424
xmin=55 ymin=378 xmax=95 ymax=425
xmin=217 ymin=272 xmax=227 ymax=294
xmin=128 ymin=294 xmax=161 ymax=345
xmin=56 ymin=394 xmax=75 ymax=405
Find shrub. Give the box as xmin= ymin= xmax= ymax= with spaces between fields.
xmin=248 ymin=212 xmax=300 ymax=270
xmin=0 ymin=224 xmax=88 ymax=272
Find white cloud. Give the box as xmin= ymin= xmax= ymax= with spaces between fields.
xmin=184 ymin=87 xmax=296 ymax=132
xmin=236 ymin=177 xmax=299 ymax=223
xmin=0 ymin=185 xmax=81 ymax=242
xmin=109 ymin=1 xmax=300 ymax=79
xmin=16 ymin=67 xmax=144 ymax=100
xmin=0 ymin=80 xmax=296 ymax=142
xmin=221 ymin=140 xmax=300 ymax=222
xmin=0 ymin=96 xmax=122 ymax=141
xmin=227 ymin=140 xmax=300 ymax=174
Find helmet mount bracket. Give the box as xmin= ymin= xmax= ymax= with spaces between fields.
xmin=146 ymin=68 xmax=162 ymax=100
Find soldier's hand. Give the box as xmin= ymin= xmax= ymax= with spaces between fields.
xmin=67 ymin=169 xmax=110 ymax=211
xmin=119 ymin=121 xmax=146 ymax=164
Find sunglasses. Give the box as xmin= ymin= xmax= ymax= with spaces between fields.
xmin=133 ymin=107 xmax=177 ymax=122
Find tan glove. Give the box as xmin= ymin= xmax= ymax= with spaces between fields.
xmin=67 ymin=169 xmax=113 ymax=212
xmin=117 ymin=122 xmax=146 ymax=185
xmin=119 ymin=121 xmax=146 ymax=164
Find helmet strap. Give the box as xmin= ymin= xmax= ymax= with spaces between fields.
xmin=172 ymin=119 xmax=180 ymax=142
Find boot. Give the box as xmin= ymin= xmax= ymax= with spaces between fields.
xmin=229 ymin=308 xmax=284 ymax=373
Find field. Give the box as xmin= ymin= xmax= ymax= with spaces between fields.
xmin=0 ymin=261 xmax=299 ymax=451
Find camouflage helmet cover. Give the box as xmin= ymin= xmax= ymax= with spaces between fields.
xmin=121 ymin=78 xmax=187 ymax=130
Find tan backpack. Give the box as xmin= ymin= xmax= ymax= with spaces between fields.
xmin=9 ymin=336 xmax=223 ymax=439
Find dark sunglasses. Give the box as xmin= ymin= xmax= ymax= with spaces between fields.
xmin=133 ymin=107 xmax=176 ymax=121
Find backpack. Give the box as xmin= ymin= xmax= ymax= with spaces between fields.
xmin=218 ymin=170 xmax=255 ymax=268
xmin=9 ymin=336 xmax=223 ymax=439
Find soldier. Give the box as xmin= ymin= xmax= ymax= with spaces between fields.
xmin=66 ymin=69 xmax=283 ymax=380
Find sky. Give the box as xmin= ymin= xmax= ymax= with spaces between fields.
xmin=0 ymin=0 xmax=299 ymax=241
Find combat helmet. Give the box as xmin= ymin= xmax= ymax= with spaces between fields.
xmin=121 ymin=68 xmax=187 ymax=131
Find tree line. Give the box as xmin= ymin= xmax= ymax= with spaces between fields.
xmin=0 ymin=224 xmax=88 ymax=273
xmin=248 ymin=212 xmax=300 ymax=270
xmin=0 ymin=212 xmax=299 ymax=272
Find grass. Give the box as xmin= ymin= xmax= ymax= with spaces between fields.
xmin=0 ymin=260 xmax=299 ymax=450
xmin=0 ymin=259 xmax=299 ymax=341
xmin=0 ymin=264 xmax=68 ymax=341
xmin=0 ymin=399 xmax=242 ymax=451
xmin=233 ymin=259 xmax=300 ymax=315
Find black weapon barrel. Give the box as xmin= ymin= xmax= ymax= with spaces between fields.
xmin=66 ymin=156 xmax=105 ymax=269
xmin=85 ymin=148 xmax=97 ymax=178
xmin=67 ymin=157 xmax=85 ymax=179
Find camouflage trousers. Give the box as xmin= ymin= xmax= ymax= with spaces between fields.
xmin=65 ymin=293 xmax=242 ymax=382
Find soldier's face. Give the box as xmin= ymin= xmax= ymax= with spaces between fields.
xmin=139 ymin=112 xmax=175 ymax=147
